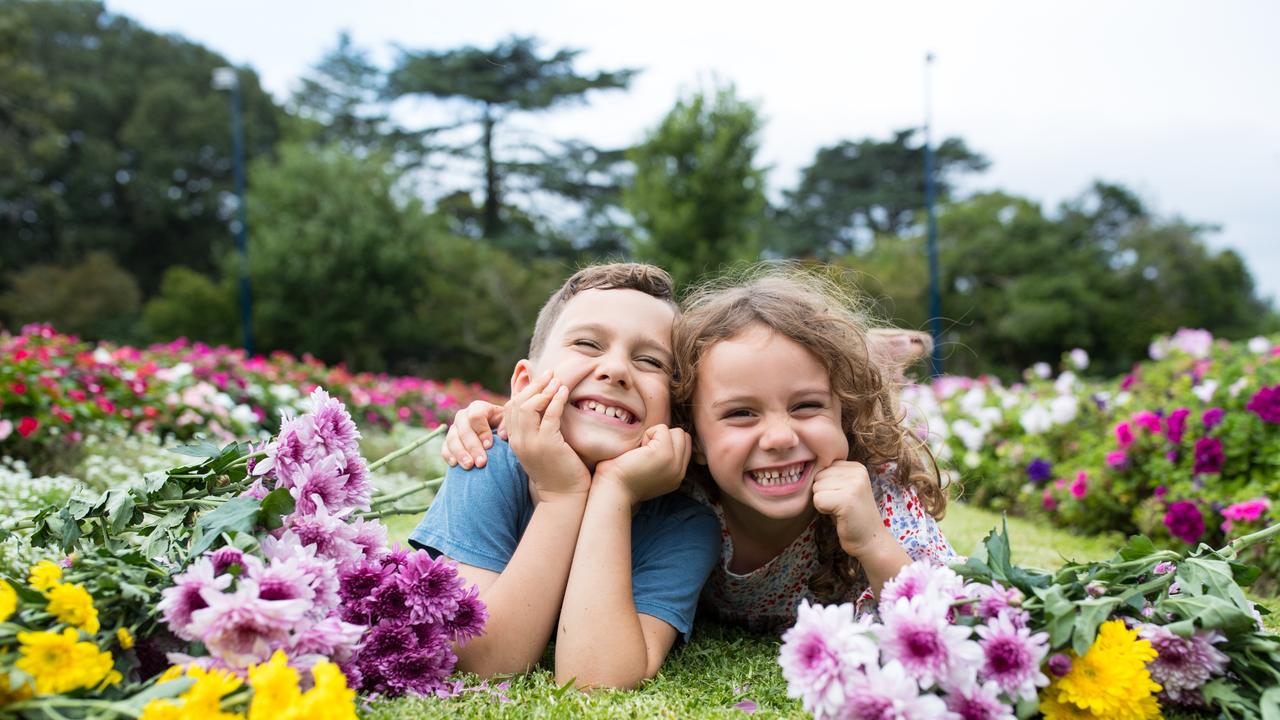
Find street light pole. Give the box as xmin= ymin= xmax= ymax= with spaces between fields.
xmin=212 ymin=67 xmax=254 ymax=356
xmin=923 ymin=52 xmax=943 ymax=377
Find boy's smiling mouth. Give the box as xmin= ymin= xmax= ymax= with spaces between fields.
xmin=746 ymin=461 xmax=812 ymax=496
xmin=572 ymin=397 xmax=640 ymax=426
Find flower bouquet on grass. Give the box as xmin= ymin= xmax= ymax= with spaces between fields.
xmin=780 ymin=520 xmax=1280 ymax=719
xmin=1 ymin=388 xmax=484 ymax=718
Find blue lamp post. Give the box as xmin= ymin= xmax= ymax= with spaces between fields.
xmin=212 ymin=67 xmax=254 ymax=356
xmin=923 ymin=52 xmax=943 ymax=377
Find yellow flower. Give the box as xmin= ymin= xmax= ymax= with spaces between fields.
xmin=45 ymin=582 xmax=100 ymax=634
xmin=0 ymin=578 xmax=17 ymax=622
xmin=0 ymin=672 xmax=33 ymax=705
xmin=295 ymin=660 xmax=357 ymax=720
xmin=15 ymin=628 xmax=116 ymax=695
xmin=1042 ymin=620 xmax=1163 ymax=720
xmin=179 ymin=666 xmax=244 ymax=716
xmin=247 ymin=651 xmax=301 ymax=720
xmin=117 ymin=627 xmax=135 ymax=649
xmin=28 ymin=561 xmax=61 ymax=593
xmin=139 ymin=700 xmax=184 ymax=720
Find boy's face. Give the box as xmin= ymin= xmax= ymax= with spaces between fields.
xmin=512 ymin=288 xmax=676 ymax=468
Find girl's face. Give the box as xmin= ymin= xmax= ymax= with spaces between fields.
xmin=691 ymin=324 xmax=850 ymax=523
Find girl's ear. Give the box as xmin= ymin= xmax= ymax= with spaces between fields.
xmin=510 ymin=359 xmax=534 ymax=395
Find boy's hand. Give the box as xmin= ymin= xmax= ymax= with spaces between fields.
xmin=506 ymin=372 xmax=591 ymax=503
xmin=811 ymin=460 xmax=891 ymax=558
xmin=593 ymin=425 xmax=691 ymax=506
xmin=444 ymin=400 xmax=507 ymax=469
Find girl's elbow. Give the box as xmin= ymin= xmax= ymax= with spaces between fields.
xmin=554 ymin=664 xmax=650 ymax=692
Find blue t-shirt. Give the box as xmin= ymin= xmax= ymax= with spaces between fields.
xmin=409 ymin=437 xmax=721 ymax=640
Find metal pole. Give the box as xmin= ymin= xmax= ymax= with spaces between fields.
xmin=227 ymin=73 xmax=255 ymax=356
xmin=923 ymin=52 xmax=943 ymax=377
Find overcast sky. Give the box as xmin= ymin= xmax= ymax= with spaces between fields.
xmin=108 ymin=0 xmax=1280 ymax=303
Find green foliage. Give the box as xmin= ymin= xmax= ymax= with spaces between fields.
xmin=0 ymin=251 xmax=141 ymax=340
xmin=387 ymin=35 xmax=635 ymax=247
xmin=776 ymin=129 xmax=988 ymax=258
xmin=626 ymin=84 xmax=768 ymax=291
xmin=141 ymin=265 xmax=240 ymax=346
xmin=0 ymin=0 xmax=284 ymax=295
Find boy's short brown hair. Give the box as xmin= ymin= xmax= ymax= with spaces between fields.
xmin=528 ymin=263 xmax=677 ymax=360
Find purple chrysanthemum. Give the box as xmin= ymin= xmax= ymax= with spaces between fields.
xmin=284 ymin=500 xmax=366 ymax=572
xmin=1047 ymin=653 xmax=1072 ymax=677
xmin=876 ymin=595 xmax=982 ymax=690
xmin=306 ymin=388 xmax=362 ymax=458
xmin=338 ymin=559 xmax=388 ymax=622
xmin=157 ymin=557 xmax=231 ymax=640
xmin=973 ymin=612 xmax=1049 ymax=702
xmin=347 ymin=518 xmax=388 ymax=564
xmin=1247 ymin=385 xmax=1280 ymax=424
xmin=210 ymin=547 xmax=249 ymax=576
xmin=447 ymin=586 xmax=488 ymax=644
xmin=1025 ymin=458 xmax=1052 ymax=483
xmin=779 ymin=600 xmax=879 ymax=719
xmin=1165 ymin=501 xmax=1205 ymax=545
xmin=400 ymin=552 xmax=465 ymax=624
xmin=288 ymin=615 xmax=366 ymax=665
xmin=944 ymin=679 xmax=1016 ymax=720
xmin=1139 ymin=625 xmax=1230 ymax=703
xmin=842 ymin=660 xmax=951 ymax=720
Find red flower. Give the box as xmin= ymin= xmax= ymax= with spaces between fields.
xmin=17 ymin=416 xmax=38 ymax=438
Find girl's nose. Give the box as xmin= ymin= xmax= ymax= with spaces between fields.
xmin=758 ymin=415 xmax=798 ymax=451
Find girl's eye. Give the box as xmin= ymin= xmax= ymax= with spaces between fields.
xmin=793 ymin=402 xmax=825 ymax=412
xmin=724 ymin=409 xmax=755 ymax=419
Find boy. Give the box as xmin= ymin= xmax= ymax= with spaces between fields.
xmin=409 ymin=264 xmax=720 ymax=689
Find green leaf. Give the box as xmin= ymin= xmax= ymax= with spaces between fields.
xmin=189 ymin=496 xmax=262 ymax=557
xmin=258 ymin=488 xmax=295 ymax=531
xmin=1201 ymin=678 xmax=1251 ymax=715
xmin=982 ymin=517 xmax=1014 ymax=581
xmin=114 ymin=677 xmax=197 ymax=712
xmin=170 ymin=441 xmax=224 ymax=459
xmin=1071 ymin=598 xmax=1120 ymax=656
xmin=1161 ymin=595 xmax=1257 ymax=635
xmin=105 ymin=489 xmax=136 ymax=535
xmin=1262 ymin=686 xmax=1280 ymax=720
xmin=1116 ymin=535 xmax=1157 ymax=561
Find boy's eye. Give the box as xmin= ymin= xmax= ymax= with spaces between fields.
xmin=573 ymin=339 xmax=601 ymax=350
xmin=637 ymin=356 xmax=667 ymax=371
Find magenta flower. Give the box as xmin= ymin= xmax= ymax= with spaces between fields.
xmin=1222 ymin=498 xmax=1269 ymax=523
xmin=1069 ymin=472 xmax=1088 ymax=499
xmin=779 ymin=601 xmax=878 ymax=719
xmin=1139 ymin=625 xmax=1229 ymax=703
xmin=1165 ymin=408 xmax=1190 ymax=444
xmin=880 ymin=562 xmax=965 ymax=608
xmin=1201 ymin=407 xmax=1224 ymax=429
xmin=1246 ymin=385 xmax=1280 ymax=424
xmin=1193 ymin=437 xmax=1225 ymax=474
xmin=1105 ymin=450 xmax=1128 ymax=470
xmin=876 ymin=595 xmax=982 ymax=690
xmin=1041 ymin=489 xmax=1058 ymax=512
xmin=1165 ymin=501 xmax=1206 ymax=544
xmin=185 ymin=580 xmax=311 ymax=667
xmin=1132 ymin=410 xmax=1162 ymax=434
xmin=973 ymin=612 xmax=1049 ymax=702
xmin=1114 ymin=422 xmax=1135 ymax=448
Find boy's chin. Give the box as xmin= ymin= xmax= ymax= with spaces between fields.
xmin=564 ymin=432 xmax=642 ymax=470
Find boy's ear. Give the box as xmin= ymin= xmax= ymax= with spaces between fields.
xmin=692 ymin=435 xmax=707 ymax=465
xmin=510 ymin=359 xmax=534 ymax=395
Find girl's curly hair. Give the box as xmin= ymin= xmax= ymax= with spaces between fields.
xmin=671 ymin=264 xmax=946 ymax=603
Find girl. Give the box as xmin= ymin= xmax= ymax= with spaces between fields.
xmin=443 ymin=267 xmax=954 ymax=632
xmin=670 ymin=269 xmax=954 ymax=632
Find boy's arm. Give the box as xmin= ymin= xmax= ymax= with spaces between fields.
xmin=554 ymin=426 xmax=692 ymax=689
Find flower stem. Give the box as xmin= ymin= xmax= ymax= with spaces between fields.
xmin=359 ymin=503 xmax=433 ymax=521
xmin=369 ymin=477 xmax=444 ymax=509
xmin=367 ymin=426 xmax=446 ymax=473
xmin=1216 ymin=521 xmax=1280 ymax=558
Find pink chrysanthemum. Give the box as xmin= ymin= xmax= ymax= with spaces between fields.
xmin=880 ymin=561 xmax=965 ymax=608
xmin=876 ymin=595 xmax=982 ymax=690
xmin=158 ymin=557 xmax=231 ymax=640
xmin=284 ymin=499 xmax=367 ymax=572
xmin=973 ymin=612 xmax=1049 ymax=701
xmin=842 ymin=659 xmax=951 ymax=720
xmin=963 ymin=581 xmax=1024 ymax=624
xmin=288 ymin=615 xmax=366 ymax=665
xmin=305 ymin=388 xmax=362 ymax=458
xmin=261 ymin=531 xmax=342 ymax=615
xmin=779 ymin=600 xmax=879 ymax=719
xmin=186 ymin=579 xmax=311 ymax=667
xmin=1139 ymin=624 xmax=1230 ymax=703
xmin=944 ymin=679 xmax=1016 ymax=720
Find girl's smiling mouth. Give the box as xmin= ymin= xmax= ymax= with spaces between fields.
xmin=745 ymin=461 xmax=813 ymax=496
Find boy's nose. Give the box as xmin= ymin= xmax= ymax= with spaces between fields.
xmin=595 ymin=352 xmax=631 ymax=388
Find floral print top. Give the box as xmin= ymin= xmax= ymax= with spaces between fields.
xmin=690 ymin=463 xmax=956 ymax=633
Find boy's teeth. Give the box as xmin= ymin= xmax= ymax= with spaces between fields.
xmin=581 ymin=400 xmax=631 ymax=423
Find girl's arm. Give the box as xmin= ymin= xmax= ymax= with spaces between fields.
xmin=812 ymin=460 xmax=914 ymax=597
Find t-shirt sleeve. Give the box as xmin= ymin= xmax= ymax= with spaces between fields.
xmin=877 ymin=480 xmax=957 ymax=565
xmin=407 ymin=439 xmax=530 ymax=573
xmin=630 ymin=495 xmax=721 ymax=641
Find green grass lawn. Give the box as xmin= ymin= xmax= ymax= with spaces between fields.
xmin=366 ymin=502 xmax=1279 ymax=719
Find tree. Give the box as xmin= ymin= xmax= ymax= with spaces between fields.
xmin=776 ymin=129 xmax=988 ymax=258
xmin=0 ymin=252 xmax=141 ymax=340
xmin=386 ymin=35 xmax=635 ymax=249
xmin=0 ymin=0 xmax=284 ymax=297
xmin=625 ymin=85 xmax=768 ymax=291
xmin=288 ymin=32 xmax=428 ymax=166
